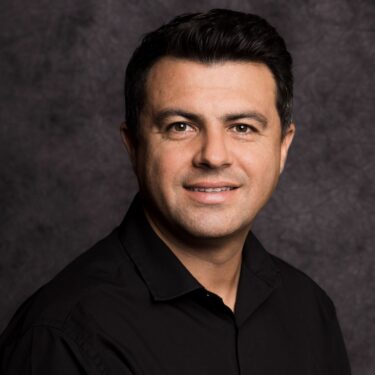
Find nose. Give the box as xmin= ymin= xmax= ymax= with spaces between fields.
xmin=192 ymin=127 xmax=232 ymax=169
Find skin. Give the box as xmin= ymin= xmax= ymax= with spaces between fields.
xmin=121 ymin=57 xmax=295 ymax=311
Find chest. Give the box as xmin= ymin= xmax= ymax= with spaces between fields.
xmin=87 ymin=295 xmax=323 ymax=375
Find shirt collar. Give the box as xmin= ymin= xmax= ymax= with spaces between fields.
xmin=242 ymin=232 xmax=281 ymax=287
xmin=118 ymin=194 xmax=281 ymax=314
xmin=118 ymin=194 xmax=202 ymax=301
xmin=234 ymin=233 xmax=281 ymax=326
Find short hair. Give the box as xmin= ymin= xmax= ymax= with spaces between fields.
xmin=125 ymin=9 xmax=293 ymax=138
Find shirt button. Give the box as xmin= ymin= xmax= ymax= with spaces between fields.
xmin=206 ymin=293 xmax=210 ymax=297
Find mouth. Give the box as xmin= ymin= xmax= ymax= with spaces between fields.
xmin=183 ymin=182 xmax=240 ymax=204
xmin=185 ymin=186 xmax=237 ymax=193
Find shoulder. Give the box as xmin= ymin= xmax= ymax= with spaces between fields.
xmin=270 ymin=253 xmax=337 ymax=319
xmin=1 ymin=228 xmax=135 ymax=343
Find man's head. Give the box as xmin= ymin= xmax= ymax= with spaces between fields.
xmin=125 ymin=9 xmax=293 ymax=139
xmin=121 ymin=9 xmax=295 ymax=246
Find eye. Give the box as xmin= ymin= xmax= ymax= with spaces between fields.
xmin=168 ymin=122 xmax=195 ymax=132
xmin=231 ymin=124 xmax=257 ymax=134
xmin=164 ymin=122 xmax=196 ymax=139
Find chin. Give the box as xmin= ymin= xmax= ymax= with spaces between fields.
xmin=175 ymin=215 xmax=249 ymax=241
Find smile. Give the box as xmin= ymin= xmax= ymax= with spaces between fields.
xmin=184 ymin=182 xmax=239 ymax=204
xmin=187 ymin=187 xmax=236 ymax=193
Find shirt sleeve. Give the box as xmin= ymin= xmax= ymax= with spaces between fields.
xmin=0 ymin=325 xmax=104 ymax=375
xmin=315 ymin=290 xmax=352 ymax=375
xmin=329 ymin=305 xmax=352 ymax=375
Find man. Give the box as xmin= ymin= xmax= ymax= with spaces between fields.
xmin=0 ymin=9 xmax=351 ymax=374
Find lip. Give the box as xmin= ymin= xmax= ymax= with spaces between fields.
xmin=183 ymin=182 xmax=240 ymax=204
xmin=184 ymin=181 xmax=240 ymax=189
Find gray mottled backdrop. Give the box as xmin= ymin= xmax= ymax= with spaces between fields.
xmin=0 ymin=0 xmax=374 ymax=373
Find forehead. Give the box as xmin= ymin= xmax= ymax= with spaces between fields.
xmin=143 ymin=57 xmax=278 ymax=121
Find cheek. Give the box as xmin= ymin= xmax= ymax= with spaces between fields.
xmin=239 ymin=144 xmax=281 ymax=186
xmin=141 ymin=146 xmax=184 ymax=190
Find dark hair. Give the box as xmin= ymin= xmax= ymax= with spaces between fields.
xmin=125 ymin=9 xmax=293 ymax=137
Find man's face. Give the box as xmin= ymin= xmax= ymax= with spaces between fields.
xmin=123 ymin=57 xmax=294 ymax=242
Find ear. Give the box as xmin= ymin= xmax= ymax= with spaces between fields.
xmin=279 ymin=123 xmax=295 ymax=174
xmin=120 ymin=122 xmax=137 ymax=170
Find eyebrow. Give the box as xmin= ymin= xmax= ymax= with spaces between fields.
xmin=154 ymin=108 xmax=268 ymax=129
xmin=221 ymin=111 xmax=268 ymax=128
xmin=154 ymin=109 xmax=201 ymax=125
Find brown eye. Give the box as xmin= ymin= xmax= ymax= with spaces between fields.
xmin=169 ymin=122 xmax=194 ymax=132
xmin=164 ymin=122 xmax=196 ymax=139
xmin=232 ymin=124 xmax=256 ymax=133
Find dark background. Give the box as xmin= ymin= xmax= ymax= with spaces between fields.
xmin=0 ymin=0 xmax=374 ymax=373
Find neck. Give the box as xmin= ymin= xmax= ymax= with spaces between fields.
xmin=176 ymin=245 xmax=243 ymax=311
xmin=144 ymin=210 xmax=248 ymax=312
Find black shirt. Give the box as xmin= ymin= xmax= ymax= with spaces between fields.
xmin=0 ymin=196 xmax=351 ymax=374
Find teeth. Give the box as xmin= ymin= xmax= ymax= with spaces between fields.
xmin=189 ymin=187 xmax=234 ymax=192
